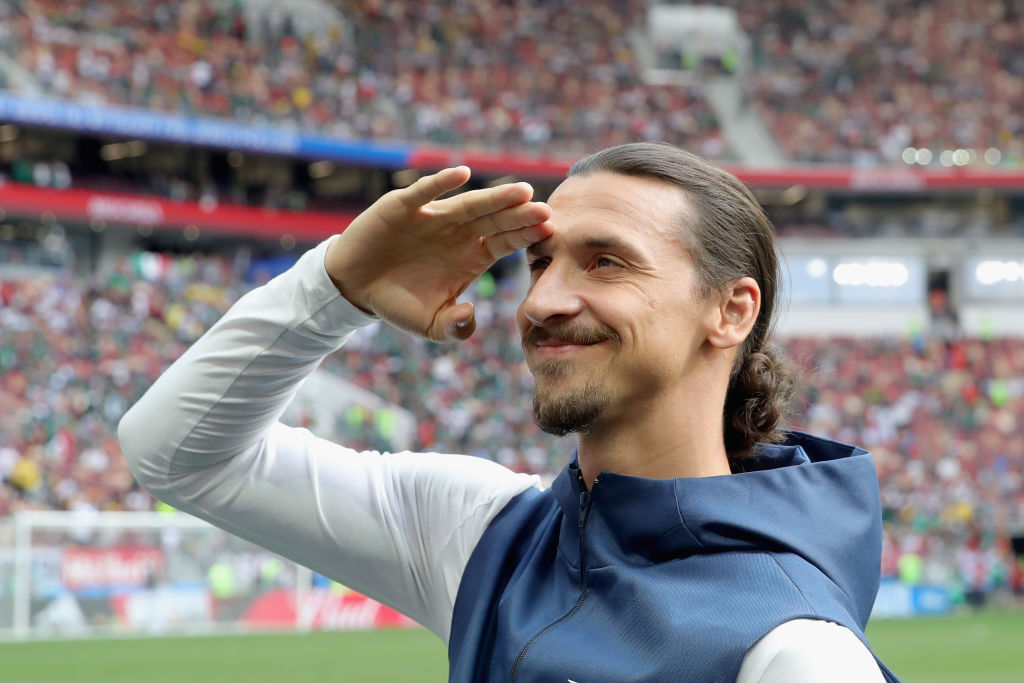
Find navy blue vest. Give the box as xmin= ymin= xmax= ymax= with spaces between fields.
xmin=449 ymin=432 xmax=900 ymax=682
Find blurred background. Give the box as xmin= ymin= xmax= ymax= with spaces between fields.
xmin=0 ymin=0 xmax=1022 ymax=681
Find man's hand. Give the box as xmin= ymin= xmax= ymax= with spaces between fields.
xmin=324 ymin=166 xmax=553 ymax=341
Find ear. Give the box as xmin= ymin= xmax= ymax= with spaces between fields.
xmin=705 ymin=277 xmax=761 ymax=350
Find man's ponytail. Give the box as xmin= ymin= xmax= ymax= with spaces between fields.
xmin=723 ymin=345 xmax=797 ymax=465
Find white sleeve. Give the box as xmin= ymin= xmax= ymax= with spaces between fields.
xmin=118 ymin=238 xmax=541 ymax=643
xmin=737 ymin=619 xmax=885 ymax=683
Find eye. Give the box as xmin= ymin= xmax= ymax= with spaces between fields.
xmin=527 ymin=258 xmax=549 ymax=273
xmin=594 ymin=256 xmax=620 ymax=269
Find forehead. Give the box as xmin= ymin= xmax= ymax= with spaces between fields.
xmin=544 ymin=172 xmax=692 ymax=250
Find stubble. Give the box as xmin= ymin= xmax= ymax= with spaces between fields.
xmin=523 ymin=321 xmax=620 ymax=436
xmin=531 ymin=361 xmax=610 ymax=436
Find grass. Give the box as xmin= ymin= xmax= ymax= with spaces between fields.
xmin=0 ymin=628 xmax=448 ymax=683
xmin=1 ymin=611 xmax=1022 ymax=681
xmin=866 ymin=610 xmax=1024 ymax=682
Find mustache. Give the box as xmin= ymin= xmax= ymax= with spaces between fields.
xmin=522 ymin=321 xmax=621 ymax=347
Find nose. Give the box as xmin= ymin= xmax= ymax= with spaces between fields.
xmin=518 ymin=262 xmax=585 ymax=328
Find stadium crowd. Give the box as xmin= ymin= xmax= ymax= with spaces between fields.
xmin=5 ymin=0 xmax=1024 ymax=165
xmin=0 ymin=0 xmax=723 ymax=158
xmin=0 ymin=241 xmax=250 ymax=518
xmin=722 ymin=0 xmax=1024 ymax=164
xmin=2 ymin=236 xmax=1022 ymax=603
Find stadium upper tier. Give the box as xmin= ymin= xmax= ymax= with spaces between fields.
xmin=3 ymin=0 xmax=1022 ymax=166
xmin=720 ymin=0 xmax=1024 ymax=164
xmin=0 ymin=0 xmax=724 ymax=159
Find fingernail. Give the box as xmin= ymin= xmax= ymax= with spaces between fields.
xmin=455 ymin=319 xmax=470 ymax=329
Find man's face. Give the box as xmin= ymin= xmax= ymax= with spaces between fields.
xmin=517 ymin=172 xmax=716 ymax=436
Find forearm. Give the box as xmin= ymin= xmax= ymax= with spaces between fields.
xmin=118 ymin=237 xmax=375 ymax=499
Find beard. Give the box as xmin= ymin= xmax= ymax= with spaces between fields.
xmin=531 ymin=360 xmax=611 ymax=436
xmin=522 ymin=320 xmax=621 ymax=436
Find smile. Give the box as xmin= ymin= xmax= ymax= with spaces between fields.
xmin=531 ymin=341 xmax=601 ymax=358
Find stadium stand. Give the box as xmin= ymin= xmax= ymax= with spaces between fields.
xmin=720 ymin=0 xmax=1024 ymax=164
xmin=4 ymin=0 xmax=1020 ymax=165
xmin=0 ymin=244 xmax=250 ymax=517
xmin=0 ymin=0 xmax=724 ymax=158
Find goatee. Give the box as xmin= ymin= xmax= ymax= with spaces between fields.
xmin=532 ymin=371 xmax=610 ymax=436
xmin=523 ymin=320 xmax=619 ymax=436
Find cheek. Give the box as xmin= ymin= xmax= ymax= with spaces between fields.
xmin=629 ymin=299 xmax=705 ymax=363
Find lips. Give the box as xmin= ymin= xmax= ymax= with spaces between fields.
xmin=530 ymin=340 xmax=600 ymax=357
xmin=522 ymin=323 xmax=619 ymax=349
xmin=534 ymin=339 xmax=592 ymax=347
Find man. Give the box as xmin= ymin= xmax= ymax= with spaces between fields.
xmin=120 ymin=142 xmax=899 ymax=681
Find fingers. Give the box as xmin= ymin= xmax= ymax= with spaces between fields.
xmin=399 ymin=166 xmax=472 ymax=208
xmin=434 ymin=220 xmax=553 ymax=340
xmin=432 ymin=181 xmax=537 ymax=224
xmin=397 ymin=170 xmax=545 ymax=237
xmin=481 ymin=221 xmax=555 ymax=261
xmin=469 ymin=199 xmax=551 ymax=237
xmin=431 ymin=301 xmax=477 ymax=342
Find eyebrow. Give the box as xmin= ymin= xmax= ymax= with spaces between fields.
xmin=526 ymin=235 xmax=649 ymax=264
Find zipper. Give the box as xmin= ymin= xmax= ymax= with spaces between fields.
xmin=508 ymin=475 xmax=597 ymax=683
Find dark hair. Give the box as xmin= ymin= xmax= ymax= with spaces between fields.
xmin=569 ymin=141 xmax=796 ymax=464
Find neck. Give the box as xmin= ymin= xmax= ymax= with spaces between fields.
xmin=575 ymin=377 xmax=733 ymax=489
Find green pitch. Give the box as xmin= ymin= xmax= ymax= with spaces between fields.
xmin=0 ymin=629 xmax=447 ymax=683
xmin=865 ymin=610 xmax=1024 ymax=683
xmin=1 ymin=611 xmax=1022 ymax=682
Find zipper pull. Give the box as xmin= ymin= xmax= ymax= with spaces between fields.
xmin=578 ymin=490 xmax=591 ymax=528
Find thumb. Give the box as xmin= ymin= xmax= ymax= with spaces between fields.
xmin=433 ymin=301 xmax=476 ymax=341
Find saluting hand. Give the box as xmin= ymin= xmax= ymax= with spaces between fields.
xmin=324 ymin=166 xmax=553 ymax=341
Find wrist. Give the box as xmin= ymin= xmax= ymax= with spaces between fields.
xmin=324 ymin=237 xmax=377 ymax=317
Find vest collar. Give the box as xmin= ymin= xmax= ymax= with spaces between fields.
xmin=550 ymin=431 xmax=883 ymax=624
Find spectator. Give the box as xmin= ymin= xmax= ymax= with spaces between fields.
xmin=0 ymin=0 xmax=724 ymax=158
xmin=722 ymin=0 xmax=1024 ymax=164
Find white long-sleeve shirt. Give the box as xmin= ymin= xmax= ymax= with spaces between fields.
xmin=119 ymin=238 xmax=884 ymax=682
